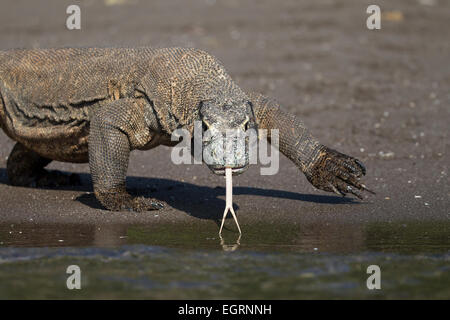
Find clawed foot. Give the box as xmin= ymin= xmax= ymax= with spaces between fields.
xmin=305 ymin=145 xmax=375 ymax=199
xmin=94 ymin=188 xmax=164 ymax=212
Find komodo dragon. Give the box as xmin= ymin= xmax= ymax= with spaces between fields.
xmin=0 ymin=47 xmax=373 ymax=211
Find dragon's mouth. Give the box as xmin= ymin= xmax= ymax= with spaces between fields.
xmin=211 ymin=165 xmax=248 ymax=176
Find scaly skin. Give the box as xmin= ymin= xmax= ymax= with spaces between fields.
xmin=249 ymin=92 xmax=373 ymax=198
xmin=0 ymin=47 xmax=372 ymax=212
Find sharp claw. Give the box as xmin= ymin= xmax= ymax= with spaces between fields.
xmin=355 ymin=159 xmax=366 ymax=175
xmin=347 ymin=185 xmax=363 ymax=200
xmin=337 ymin=175 xmax=358 ymax=187
xmin=336 ymin=175 xmax=375 ymax=196
xmin=329 ymin=183 xmax=345 ymax=197
xmin=360 ymin=184 xmax=376 ymax=194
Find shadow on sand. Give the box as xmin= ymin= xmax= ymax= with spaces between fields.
xmin=0 ymin=168 xmax=358 ymax=221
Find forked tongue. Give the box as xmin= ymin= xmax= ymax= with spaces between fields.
xmin=219 ymin=168 xmax=242 ymax=235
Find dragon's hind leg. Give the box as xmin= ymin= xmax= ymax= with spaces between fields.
xmin=6 ymin=142 xmax=80 ymax=187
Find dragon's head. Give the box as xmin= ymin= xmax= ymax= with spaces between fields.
xmin=197 ymin=99 xmax=257 ymax=175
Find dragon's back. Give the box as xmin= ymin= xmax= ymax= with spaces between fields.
xmin=0 ymin=47 xmax=151 ymax=107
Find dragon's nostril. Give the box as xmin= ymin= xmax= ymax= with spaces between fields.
xmin=202 ymin=121 xmax=208 ymax=133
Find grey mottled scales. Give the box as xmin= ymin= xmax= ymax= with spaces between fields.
xmin=0 ymin=47 xmax=372 ymax=212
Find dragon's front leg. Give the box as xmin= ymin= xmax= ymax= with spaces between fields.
xmin=89 ymin=98 xmax=164 ymax=212
xmin=249 ymin=92 xmax=374 ymax=199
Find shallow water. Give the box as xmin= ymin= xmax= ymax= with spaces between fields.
xmin=0 ymin=220 xmax=448 ymax=299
